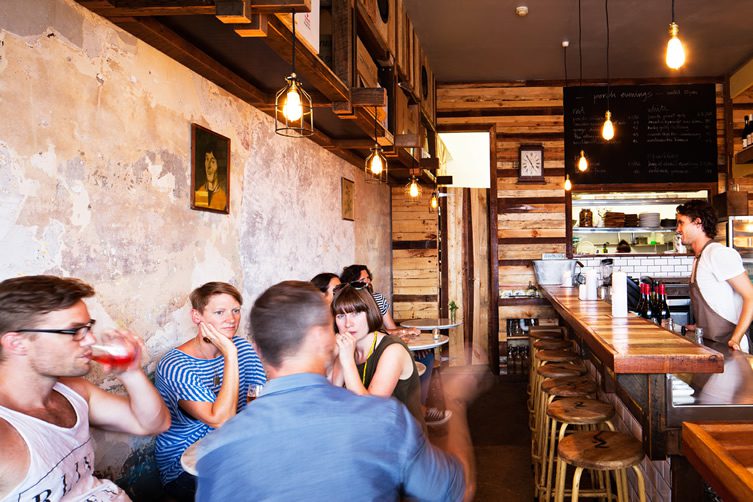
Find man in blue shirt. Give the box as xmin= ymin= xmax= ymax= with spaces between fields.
xmin=196 ymin=281 xmax=474 ymax=501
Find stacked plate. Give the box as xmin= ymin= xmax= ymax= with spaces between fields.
xmin=639 ymin=212 xmax=660 ymax=228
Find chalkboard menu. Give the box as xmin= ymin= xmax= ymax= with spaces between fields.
xmin=564 ymin=84 xmax=717 ymax=184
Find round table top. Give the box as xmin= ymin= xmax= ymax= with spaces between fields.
xmin=180 ymin=437 xmax=204 ymax=476
xmin=401 ymin=333 xmax=450 ymax=351
xmin=400 ymin=318 xmax=462 ymax=330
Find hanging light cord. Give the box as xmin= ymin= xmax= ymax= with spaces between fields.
xmin=605 ymin=0 xmax=610 ymax=109
xmin=291 ymin=10 xmax=296 ymax=74
xmin=374 ymin=105 xmax=378 ymax=143
xmin=578 ymin=0 xmax=583 ymax=86
xmin=671 ymin=0 xmax=675 ymax=23
xmin=563 ymin=43 xmax=568 ymax=85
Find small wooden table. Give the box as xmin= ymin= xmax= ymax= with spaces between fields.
xmin=400 ymin=318 xmax=461 ymax=351
xmin=682 ymin=422 xmax=753 ymax=502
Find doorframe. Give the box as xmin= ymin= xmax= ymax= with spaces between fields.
xmin=437 ymin=125 xmax=499 ymax=373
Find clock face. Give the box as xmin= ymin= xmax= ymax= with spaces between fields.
xmin=521 ymin=149 xmax=543 ymax=177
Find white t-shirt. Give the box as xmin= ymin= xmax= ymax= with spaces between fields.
xmin=695 ymin=242 xmax=746 ymax=325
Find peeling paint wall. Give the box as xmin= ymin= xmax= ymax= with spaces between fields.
xmin=0 ymin=0 xmax=391 ymax=494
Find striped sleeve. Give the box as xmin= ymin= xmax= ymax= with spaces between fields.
xmin=372 ymin=292 xmax=390 ymax=316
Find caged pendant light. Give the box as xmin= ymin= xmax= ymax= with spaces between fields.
xmin=405 ymin=164 xmax=422 ymax=198
xmin=275 ymin=10 xmax=314 ymax=137
xmin=665 ymin=0 xmax=686 ymax=69
xmin=364 ymin=106 xmax=388 ymax=183
xmin=601 ymin=0 xmax=615 ymax=141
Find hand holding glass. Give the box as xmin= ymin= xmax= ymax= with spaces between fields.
xmin=91 ymin=330 xmax=140 ymax=372
xmin=247 ymin=384 xmax=264 ymax=403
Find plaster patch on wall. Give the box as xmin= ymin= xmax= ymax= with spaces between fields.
xmin=30 ymin=143 xmax=58 ymax=177
xmin=0 ymin=33 xmax=7 ymax=74
xmin=191 ymin=242 xmax=236 ymax=289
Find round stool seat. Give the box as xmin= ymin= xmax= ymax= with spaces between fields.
xmin=547 ymin=397 xmax=614 ymax=424
xmin=544 ymin=379 xmax=598 ymax=398
xmin=538 ymin=350 xmax=580 ymax=363
xmin=537 ymin=364 xmax=583 ymax=379
xmin=530 ymin=331 xmax=564 ymax=340
xmin=530 ymin=326 xmax=565 ymax=334
xmin=541 ymin=376 xmax=594 ymax=393
xmin=534 ymin=339 xmax=571 ymax=350
xmin=557 ymin=431 xmax=643 ymax=470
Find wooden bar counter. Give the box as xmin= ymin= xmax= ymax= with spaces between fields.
xmin=682 ymin=422 xmax=753 ymax=502
xmin=539 ymin=285 xmax=724 ymax=374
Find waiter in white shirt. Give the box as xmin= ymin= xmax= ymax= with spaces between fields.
xmin=677 ymin=200 xmax=753 ymax=351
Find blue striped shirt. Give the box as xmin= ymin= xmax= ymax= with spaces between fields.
xmin=154 ymin=336 xmax=266 ymax=484
xmin=372 ymin=292 xmax=390 ymax=316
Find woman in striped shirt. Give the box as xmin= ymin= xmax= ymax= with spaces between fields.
xmin=155 ymin=282 xmax=266 ymax=501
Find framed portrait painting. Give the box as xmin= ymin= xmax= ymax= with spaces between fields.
xmin=341 ymin=177 xmax=354 ymax=221
xmin=191 ymin=124 xmax=230 ymax=214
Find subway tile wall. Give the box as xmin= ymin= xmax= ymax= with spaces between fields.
xmin=579 ymin=255 xmax=694 ymax=279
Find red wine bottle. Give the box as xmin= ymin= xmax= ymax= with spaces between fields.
xmin=656 ymin=283 xmax=671 ymax=322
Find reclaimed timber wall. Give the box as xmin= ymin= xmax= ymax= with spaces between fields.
xmin=391 ymin=187 xmax=439 ymax=322
xmin=437 ymin=82 xmax=727 ymax=342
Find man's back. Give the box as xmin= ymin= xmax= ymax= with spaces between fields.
xmin=196 ymin=373 xmax=464 ymax=502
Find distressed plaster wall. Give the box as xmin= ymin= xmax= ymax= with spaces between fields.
xmin=0 ymin=0 xmax=391 ymax=495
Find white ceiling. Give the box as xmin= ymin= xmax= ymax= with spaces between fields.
xmin=403 ymin=0 xmax=753 ymax=83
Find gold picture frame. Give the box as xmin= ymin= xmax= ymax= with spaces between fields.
xmin=341 ymin=177 xmax=354 ymax=221
xmin=191 ymin=124 xmax=230 ymax=214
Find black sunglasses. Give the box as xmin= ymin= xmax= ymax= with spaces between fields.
xmin=333 ymin=281 xmax=368 ymax=293
xmin=15 ymin=319 xmax=96 ymax=342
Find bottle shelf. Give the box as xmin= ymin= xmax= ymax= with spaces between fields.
xmin=736 ymin=145 xmax=753 ymax=165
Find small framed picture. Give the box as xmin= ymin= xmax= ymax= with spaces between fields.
xmin=341 ymin=177 xmax=354 ymax=221
xmin=191 ymin=124 xmax=230 ymax=214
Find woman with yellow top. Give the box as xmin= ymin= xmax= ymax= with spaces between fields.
xmin=330 ymin=282 xmax=424 ymax=428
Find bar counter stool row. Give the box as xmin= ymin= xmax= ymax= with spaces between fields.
xmin=527 ymin=325 xmax=647 ymax=502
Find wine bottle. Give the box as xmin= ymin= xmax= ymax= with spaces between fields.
xmin=748 ymin=114 xmax=753 ymax=148
xmin=744 ymin=115 xmax=751 ymax=149
xmin=634 ymin=282 xmax=646 ymax=314
xmin=656 ymin=283 xmax=671 ymax=323
xmin=643 ymin=283 xmax=655 ymax=320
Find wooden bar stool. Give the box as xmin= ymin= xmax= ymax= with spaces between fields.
xmin=554 ymin=431 xmax=646 ymax=502
xmin=541 ymin=398 xmax=615 ymax=501
xmin=535 ymin=385 xmax=602 ymax=501
xmin=534 ymin=339 xmax=573 ymax=350
xmin=528 ymin=327 xmax=566 ymax=399
xmin=537 ymin=350 xmax=580 ymax=364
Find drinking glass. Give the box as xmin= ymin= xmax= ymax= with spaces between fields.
xmin=90 ymin=331 xmax=139 ymax=371
xmin=247 ymin=384 xmax=264 ymax=403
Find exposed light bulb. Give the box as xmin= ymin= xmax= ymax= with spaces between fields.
xmin=665 ymin=22 xmax=685 ymax=70
xmin=564 ymin=175 xmax=572 ymax=191
xmin=429 ymin=192 xmax=439 ymax=210
xmin=578 ymin=150 xmax=589 ymax=172
xmin=602 ymin=110 xmax=615 ymax=141
xmin=409 ymin=179 xmax=420 ymax=198
xmin=368 ymin=152 xmax=384 ymax=176
xmin=282 ymin=82 xmax=303 ymax=121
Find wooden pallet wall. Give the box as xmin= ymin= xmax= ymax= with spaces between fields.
xmin=391 ymin=187 xmax=439 ymax=322
xmin=437 ymin=81 xmax=728 ymax=342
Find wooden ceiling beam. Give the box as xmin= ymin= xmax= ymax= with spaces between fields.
xmin=249 ymin=0 xmax=311 ymax=13
xmin=76 ymin=0 xmax=216 ymax=17
xmin=216 ymin=0 xmax=253 ymax=23
xmin=109 ymin=16 xmax=269 ymax=104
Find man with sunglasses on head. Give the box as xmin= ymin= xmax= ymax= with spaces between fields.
xmin=0 ymin=275 xmax=171 ymax=501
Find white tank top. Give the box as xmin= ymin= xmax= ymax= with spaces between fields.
xmin=0 ymin=382 xmax=130 ymax=502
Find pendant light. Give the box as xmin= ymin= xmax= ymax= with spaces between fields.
xmin=364 ymin=106 xmax=388 ymax=183
xmin=405 ymin=165 xmax=422 ymax=198
xmin=601 ymin=0 xmax=615 ymax=141
xmin=577 ymin=0 xmax=589 ymax=170
xmin=665 ymin=0 xmax=686 ymax=69
xmin=564 ymin=174 xmax=573 ymax=191
xmin=429 ymin=191 xmax=439 ymax=211
xmin=275 ymin=10 xmax=313 ymax=137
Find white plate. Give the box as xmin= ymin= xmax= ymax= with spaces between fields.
xmin=576 ymin=240 xmax=596 ymax=254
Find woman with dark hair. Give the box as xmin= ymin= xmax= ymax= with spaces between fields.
xmin=331 ymin=283 xmax=424 ymax=427
xmin=310 ymin=272 xmax=341 ymax=304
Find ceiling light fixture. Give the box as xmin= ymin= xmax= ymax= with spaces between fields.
xmin=665 ymin=0 xmax=686 ymax=69
xmin=405 ymin=167 xmax=422 ymax=198
xmin=364 ymin=106 xmax=388 ymax=183
xmin=429 ymin=191 xmax=439 ymax=211
xmin=275 ymin=10 xmax=313 ymax=137
xmin=515 ymin=5 xmax=528 ymax=17
xmin=577 ymin=0 xmax=589 ymax=172
xmin=601 ymin=0 xmax=615 ymax=141
xmin=564 ymin=174 xmax=572 ymax=191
